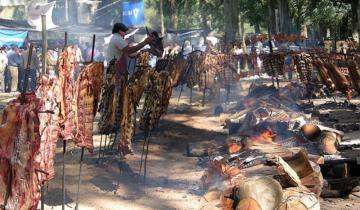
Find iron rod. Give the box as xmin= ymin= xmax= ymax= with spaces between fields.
xmin=62 ymin=140 xmax=66 ymax=210
xmin=75 ymin=147 xmax=85 ymax=210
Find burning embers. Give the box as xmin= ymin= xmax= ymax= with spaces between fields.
xmin=201 ymin=83 xmax=360 ymax=210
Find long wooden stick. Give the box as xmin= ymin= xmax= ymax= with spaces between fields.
xmin=75 ymin=147 xmax=85 ymax=210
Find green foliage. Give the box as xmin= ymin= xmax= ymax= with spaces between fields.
xmin=142 ymin=0 xmax=354 ymax=40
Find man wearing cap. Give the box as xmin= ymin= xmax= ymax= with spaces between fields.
xmin=105 ymin=22 xmax=155 ymax=68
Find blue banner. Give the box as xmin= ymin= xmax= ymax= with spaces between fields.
xmin=0 ymin=30 xmax=28 ymax=48
xmin=122 ymin=0 xmax=145 ymax=27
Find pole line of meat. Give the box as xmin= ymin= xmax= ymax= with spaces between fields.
xmin=74 ymin=34 xmax=96 ymax=210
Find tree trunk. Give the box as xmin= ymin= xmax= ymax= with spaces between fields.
xmin=160 ymin=0 xmax=165 ymax=36
xmin=184 ymin=0 xmax=189 ymax=28
xmin=352 ymin=0 xmax=360 ymax=43
xmin=254 ymin=22 xmax=261 ymax=34
xmin=224 ymin=0 xmax=239 ymax=44
xmin=170 ymin=0 xmax=178 ymax=30
xmin=200 ymin=0 xmax=210 ymax=38
xmin=268 ymin=0 xmax=276 ymax=34
xmin=277 ymin=0 xmax=291 ymax=34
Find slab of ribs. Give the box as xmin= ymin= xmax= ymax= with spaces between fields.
xmin=74 ymin=62 xmax=104 ymax=152
xmin=0 ymin=93 xmax=42 ymax=210
xmin=36 ymin=75 xmax=60 ymax=182
xmin=58 ymin=46 xmax=77 ymax=141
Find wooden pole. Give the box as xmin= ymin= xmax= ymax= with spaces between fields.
xmin=90 ymin=34 xmax=96 ymax=63
xmin=41 ymin=15 xmax=47 ymax=74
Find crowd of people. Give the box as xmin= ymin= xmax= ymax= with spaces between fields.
xmin=0 ymin=41 xmax=106 ymax=93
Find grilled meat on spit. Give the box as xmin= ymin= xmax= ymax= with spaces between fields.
xmin=119 ymin=69 xmax=154 ymax=157
xmin=295 ymin=54 xmax=309 ymax=82
xmin=346 ymin=59 xmax=360 ymax=94
xmin=74 ymin=63 xmax=104 ymax=152
xmin=98 ymin=60 xmax=117 ymax=134
xmin=325 ymin=62 xmax=353 ymax=100
xmin=139 ymin=71 xmax=173 ymax=132
xmin=36 ymin=76 xmax=60 ymax=182
xmin=314 ymin=58 xmax=336 ymax=93
xmin=169 ymin=55 xmax=187 ymax=87
xmin=58 ymin=46 xmax=76 ymax=140
xmin=1 ymin=94 xmax=42 ymax=210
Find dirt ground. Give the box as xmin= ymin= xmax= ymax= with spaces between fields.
xmin=1 ymin=82 xmax=360 ymax=210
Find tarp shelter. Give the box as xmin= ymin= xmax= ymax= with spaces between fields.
xmin=0 ymin=29 xmax=28 ymax=47
xmin=27 ymin=1 xmax=57 ymax=31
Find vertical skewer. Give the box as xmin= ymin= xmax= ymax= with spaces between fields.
xmin=75 ymin=147 xmax=85 ymax=210
xmin=62 ymin=140 xmax=66 ymax=210
xmin=189 ymin=87 xmax=192 ymax=105
xmin=143 ymin=132 xmax=151 ymax=184
xmin=102 ymin=135 xmax=108 ymax=158
xmin=98 ymin=135 xmax=103 ymax=160
xmin=90 ymin=34 xmax=96 ymax=63
xmin=177 ymin=85 xmax=184 ymax=105
xmin=41 ymin=182 xmax=45 ymax=210
xmin=202 ymin=72 xmax=207 ymax=106
xmin=139 ymin=132 xmax=148 ymax=178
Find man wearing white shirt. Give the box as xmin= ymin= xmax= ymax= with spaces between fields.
xmin=105 ymin=22 xmax=155 ymax=68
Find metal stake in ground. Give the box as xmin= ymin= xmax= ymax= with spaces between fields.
xmin=20 ymin=43 xmax=34 ymax=103
xmin=139 ymin=130 xmax=152 ymax=184
xmin=98 ymin=134 xmax=103 ymax=161
xmin=190 ymin=87 xmax=192 ymax=105
xmin=62 ymin=140 xmax=66 ymax=210
xmin=75 ymin=147 xmax=85 ymax=210
xmin=177 ymin=85 xmax=184 ymax=106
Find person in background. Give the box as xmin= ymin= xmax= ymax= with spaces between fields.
xmin=6 ymin=45 xmax=23 ymax=92
xmin=284 ymin=50 xmax=295 ymax=81
xmin=46 ymin=48 xmax=58 ymax=77
xmin=74 ymin=44 xmax=84 ymax=81
xmin=0 ymin=46 xmax=8 ymax=92
xmin=22 ymin=43 xmax=40 ymax=91
xmin=183 ymin=40 xmax=192 ymax=58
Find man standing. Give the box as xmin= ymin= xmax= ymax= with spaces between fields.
xmin=105 ymin=22 xmax=155 ymax=70
xmin=0 ymin=46 xmax=8 ymax=92
xmin=22 ymin=43 xmax=40 ymax=91
xmin=6 ymin=45 xmax=23 ymax=92
xmin=46 ymin=48 xmax=58 ymax=77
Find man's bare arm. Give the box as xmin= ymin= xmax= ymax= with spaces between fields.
xmin=121 ymin=36 xmax=155 ymax=55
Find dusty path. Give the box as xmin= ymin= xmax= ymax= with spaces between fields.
xmin=43 ymin=88 xmax=228 ymax=210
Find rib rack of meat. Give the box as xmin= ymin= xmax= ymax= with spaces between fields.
xmin=314 ymin=58 xmax=336 ymax=93
xmin=0 ymin=93 xmax=42 ymax=210
xmin=325 ymin=62 xmax=353 ymax=100
xmin=36 ymin=75 xmax=60 ymax=182
xmin=98 ymin=59 xmax=117 ymax=135
xmin=119 ymin=68 xmax=154 ymax=157
xmin=139 ymin=71 xmax=173 ymax=133
xmin=58 ymin=46 xmax=77 ymax=140
xmin=74 ymin=62 xmax=104 ymax=152
xmin=346 ymin=59 xmax=360 ymax=94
